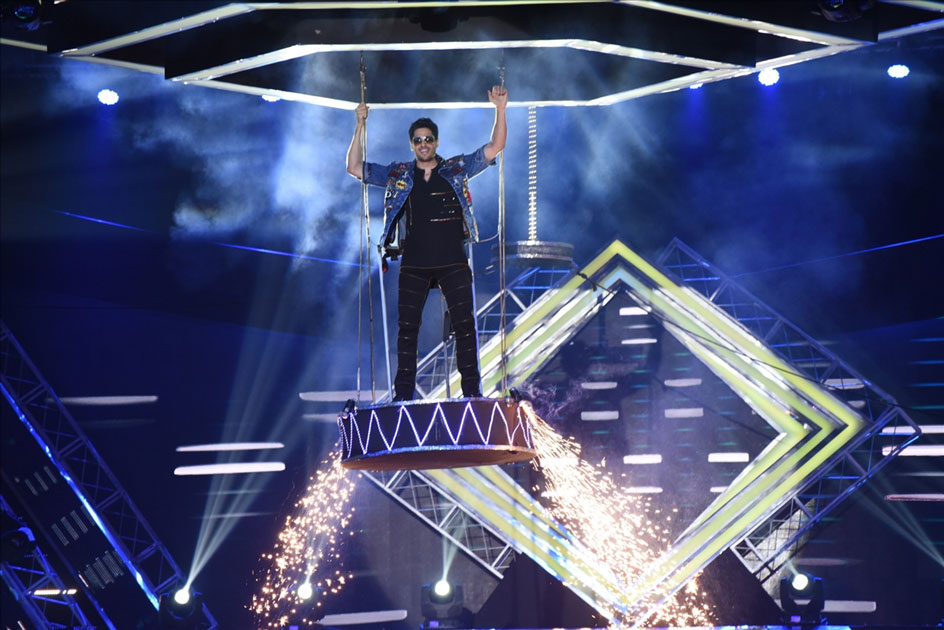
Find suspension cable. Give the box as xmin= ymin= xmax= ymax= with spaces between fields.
xmin=359 ymin=55 xmax=377 ymax=402
xmin=497 ymin=57 xmax=508 ymax=396
xmin=357 ymin=179 xmax=364 ymax=403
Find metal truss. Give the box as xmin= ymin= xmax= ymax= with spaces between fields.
xmin=363 ymin=470 xmax=514 ymax=578
xmin=0 ymin=321 xmax=218 ymax=628
xmin=1 ymin=494 xmax=97 ymax=630
xmin=657 ymin=238 xmax=922 ymax=583
xmin=364 ymin=238 xmax=922 ymax=616
xmin=738 ymin=401 xmax=919 ymax=585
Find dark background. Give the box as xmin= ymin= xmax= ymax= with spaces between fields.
xmin=2 ymin=22 xmax=943 ymax=629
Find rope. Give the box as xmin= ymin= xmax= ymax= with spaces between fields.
xmin=358 ymin=60 xmax=393 ymax=400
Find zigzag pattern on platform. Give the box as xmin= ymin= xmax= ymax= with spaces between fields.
xmin=339 ymin=399 xmax=533 ymax=457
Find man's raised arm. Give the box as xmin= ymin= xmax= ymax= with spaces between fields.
xmin=346 ymin=103 xmax=369 ymax=179
xmin=484 ymin=86 xmax=508 ymax=163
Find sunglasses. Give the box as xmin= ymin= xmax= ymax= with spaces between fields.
xmin=412 ymin=135 xmax=436 ymax=145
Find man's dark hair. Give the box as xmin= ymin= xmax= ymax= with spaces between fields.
xmin=409 ymin=117 xmax=438 ymax=140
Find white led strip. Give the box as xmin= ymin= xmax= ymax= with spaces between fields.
xmin=337 ymin=400 xmax=534 ymax=458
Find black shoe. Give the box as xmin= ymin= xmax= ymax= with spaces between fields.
xmin=463 ymin=391 xmax=483 ymax=399
xmin=392 ymin=394 xmax=412 ymax=403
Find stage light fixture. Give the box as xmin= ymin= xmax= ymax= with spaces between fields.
xmin=174 ymin=587 xmax=191 ymax=606
xmin=887 ymin=64 xmax=910 ymax=79
xmin=1 ymin=525 xmax=36 ymax=562
xmin=159 ymin=586 xmax=207 ymax=629
xmin=420 ymin=581 xmax=467 ymax=629
xmin=3 ymin=0 xmax=41 ymax=31
xmin=817 ymin=0 xmax=875 ymax=23
xmin=97 ymin=89 xmax=119 ymax=105
xmin=780 ymin=571 xmax=826 ymax=627
xmin=791 ymin=572 xmax=810 ymax=591
xmin=758 ymin=68 xmax=780 ymax=86
xmin=939 ymin=578 xmax=943 ymax=626
xmin=433 ymin=579 xmax=451 ymax=598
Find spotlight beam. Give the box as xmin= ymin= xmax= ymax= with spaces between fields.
xmin=55 ymin=210 xmax=360 ymax=267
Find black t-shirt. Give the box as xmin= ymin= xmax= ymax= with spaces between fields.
xmin=400 ymin=164 xmax=467 ymax=268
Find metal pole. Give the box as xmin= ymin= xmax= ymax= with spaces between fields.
xmin=361 ymin=53 xmax=393 ymax=402
xmin=497 ymin=58 xmax=508 ymax=396
xmin=360 ymin=54 xmax=377 ymax=402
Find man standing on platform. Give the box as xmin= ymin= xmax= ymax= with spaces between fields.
xmin=346 ymin=85 xmax=508 ymax=401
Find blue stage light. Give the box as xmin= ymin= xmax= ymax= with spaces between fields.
xmin=261 ymin=94 xmax=281 ymax=102
xmin=97 ymin=89 xmax=119 ymax=105
xmin=887 ymin=64 xmax=910 ymax=79
xmin=758 ymin=68 xmax=780 ymax=86
xmin=689 ymin=83 xmax=703 ymax=90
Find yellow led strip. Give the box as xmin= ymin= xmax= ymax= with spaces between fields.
xmin=421 ymin=239 xmax=869 ymax=616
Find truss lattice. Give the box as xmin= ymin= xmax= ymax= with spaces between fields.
xmin=365 ymin=470 xmax=514 ymax=577
xmin=657 ymin=238 xmax=921 ymax=583
xmin=0 ymin=321 xmax=218 ymax=628
xmin=0 ymin=493 xmax=98 ymax=630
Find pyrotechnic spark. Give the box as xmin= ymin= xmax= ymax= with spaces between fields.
xmin=251 ymin=445 xmax=358 ymax=627
xmin=523 ymin=402 xmax=712 ymax=627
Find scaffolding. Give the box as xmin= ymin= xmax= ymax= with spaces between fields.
xmin=657 ymin=238 xmax=921 ymax=583
xmin=0 ymin=493 xmax=98 ymax=630
xmin=0 ymin=321 xmax=218 ymax=629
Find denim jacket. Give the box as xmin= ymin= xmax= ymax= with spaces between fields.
xmin=363 ymin=145 xmax=493 ymax=257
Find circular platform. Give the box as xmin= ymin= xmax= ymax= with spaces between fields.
xmin=337 ymin=398 xmax=536 ymax=470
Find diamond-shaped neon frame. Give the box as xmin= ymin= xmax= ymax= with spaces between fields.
xmin=422 ymin=239 xmax=871 ymax=619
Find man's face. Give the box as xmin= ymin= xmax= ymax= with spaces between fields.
xmin=410 ymin=127 xmax=438 ymax=162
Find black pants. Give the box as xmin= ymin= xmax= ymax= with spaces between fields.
xmin=395 ymin=264 xmax=480 ymax=399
